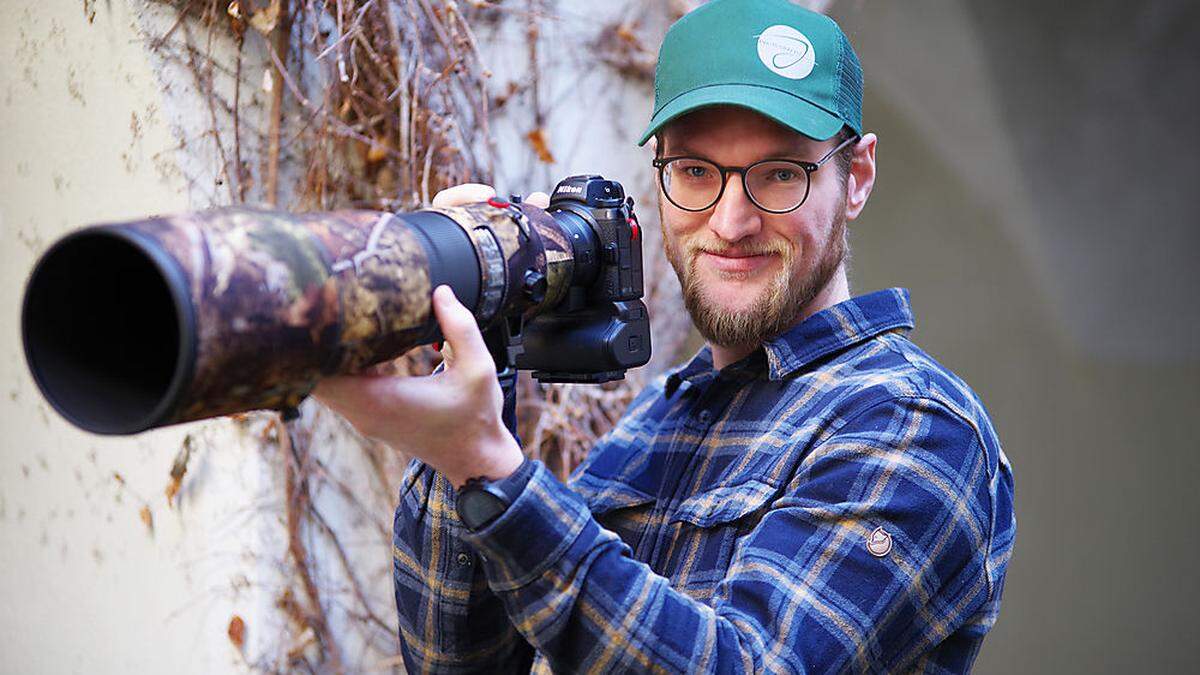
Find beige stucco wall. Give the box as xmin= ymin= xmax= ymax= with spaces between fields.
xmin=1 ymin=1 xmax=664 ymax=670
xmin=0 ymin=2 xmax=293 ymax=671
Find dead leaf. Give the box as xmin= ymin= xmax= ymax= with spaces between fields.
xmin=139 ymin=505 xmax=154 ymax=533
xmin=493 ymin=80 xmax=521 ymax=108
xmin=260 ymin=417 xmax=281 ymax=444
xmin=243 ymin=0 xmax=282 ymax=36
xmin=226 ymin=1 xmax=246 ymax=36
xmin=525 ymin=128 xmax=555 ymax=164
xmin=165 ymin=435 xmax=194 ymax=505
xmin=615 ymin=22 xmax=641 ymax=47
xmin=165 ymin=477 xmax=180 ymax=504
xmin=366 ymin=139 xmax=390 ymax=164
xmin=228 ymin=615 xmax=246 ymax=650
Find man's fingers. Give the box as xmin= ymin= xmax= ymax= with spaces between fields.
xmin=430 ymin=184 xmax=549 ymax=210
xmin=431 ymin=285 xmax=491 ymax=376
xmin=312 ymin=374 xmax=400 ymax=432
xmin=431 ymin=183 xmax=496 ymax=208
xmin=314 ymin=373 xmax=442 ymax=442
xmin=438 ymin=342 xmax=456 ymax=368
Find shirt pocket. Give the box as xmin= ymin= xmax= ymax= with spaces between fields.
xmin=664 ymin=479 xmax=778 ymax=602
xmin=571 ymin=472 xmax=657 ymax=551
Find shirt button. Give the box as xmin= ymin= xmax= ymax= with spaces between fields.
xmin=697 ymin=409 xmax=713 ymax=424
xmin=455 ymin=552 xmax=472 ymax=567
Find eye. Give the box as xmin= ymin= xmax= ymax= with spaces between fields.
xmin=680 ymin=163 xmax=711 ymax=179
xmin=770 ymin=168 xmax=799 ymax=182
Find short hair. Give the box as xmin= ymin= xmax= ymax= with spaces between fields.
xmin=830 ymin=125 xmax=857 ymax=184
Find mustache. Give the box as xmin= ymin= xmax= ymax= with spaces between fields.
xmin=687 ymin=240 xmax=790 ymax=258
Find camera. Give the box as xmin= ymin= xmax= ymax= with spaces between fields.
xmin=21 ymin=175 xmax=651 ymax=434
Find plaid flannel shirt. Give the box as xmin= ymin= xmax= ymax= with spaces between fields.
xmin=392 ymin=288 xmax=1015 ymax=673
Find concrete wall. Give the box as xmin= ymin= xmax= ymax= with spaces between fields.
xmin=1 ymin=2 xmax=297 ymax=671
xmin=834 ymin=1 xmax=1200 ymax=672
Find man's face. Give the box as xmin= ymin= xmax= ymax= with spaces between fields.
xmin=658 ymin=106 xmax=849 ymax=349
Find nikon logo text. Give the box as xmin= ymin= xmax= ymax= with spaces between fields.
xmin=557 ymin=185 xmax=584 ymax=194
xmin=756 ymin=25 xmax=816 ymax=80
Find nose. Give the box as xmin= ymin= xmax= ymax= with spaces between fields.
xmin=707 ymin=171 xmax=762 ymax=243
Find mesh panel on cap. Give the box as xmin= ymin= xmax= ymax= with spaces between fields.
xmin=834 ymin=31 xmax=864 ymax=134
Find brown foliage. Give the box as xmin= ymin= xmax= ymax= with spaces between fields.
xmin=227 ymin=614 xmax=247 ymax=650
xmin=139 ymin=505 xmax=154 ymax=533
xmin=525 ymin=127 xmax=556 ymax=163
xmin=164 ymin=434 xmax=193 ymax=505
xmin=147 ymin=0 xmax=694 ymax=668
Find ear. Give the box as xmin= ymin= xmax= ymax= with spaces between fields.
xmin=844 ymin=133 xmax=877 ymax=221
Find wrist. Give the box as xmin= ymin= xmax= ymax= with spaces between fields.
xmin=444 ymin=428 xmax=523 ymax=489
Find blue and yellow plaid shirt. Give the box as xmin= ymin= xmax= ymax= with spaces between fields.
xmin=392 ymin=288 xmax=1015 ymax=673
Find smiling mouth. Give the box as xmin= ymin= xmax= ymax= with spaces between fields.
xmin=695 ymin=249 xmax=778 ymax=276
xmin=703 ymin=250 xmax=766 ymax=259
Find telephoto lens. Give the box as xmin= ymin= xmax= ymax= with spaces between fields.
xmin=21 ymin=175 xmax=650 ymax=435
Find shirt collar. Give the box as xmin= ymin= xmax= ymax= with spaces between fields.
xmin=664 ymin=345 xmax=715 ymax=397
xmin=762 ymin=288 xmax=914 ymax=380
xmin=664 ymin=288 xmax=915 ymax=392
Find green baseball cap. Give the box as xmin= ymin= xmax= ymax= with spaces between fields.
xmin=638 ymin=0 xmax=863 ymax=146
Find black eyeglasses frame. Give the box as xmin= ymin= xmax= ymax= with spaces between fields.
xmin=652 ymin=134 xmax=860 ymax=214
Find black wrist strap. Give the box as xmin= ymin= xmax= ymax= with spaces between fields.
xmin=456 ymin=458 xmax=535 ymax=531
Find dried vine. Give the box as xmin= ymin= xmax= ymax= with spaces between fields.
xmin=145 ymin=0 xmax=694 ymax=670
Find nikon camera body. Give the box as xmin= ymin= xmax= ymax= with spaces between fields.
xmin=517 ymin=174 xmax=649 ymax=383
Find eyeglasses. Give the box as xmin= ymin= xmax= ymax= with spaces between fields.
xmin=652 ymin=134 xmax=860 ymax=214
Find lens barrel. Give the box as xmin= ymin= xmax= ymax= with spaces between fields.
xmin=21 ymin=204 xmax=574 ymax=434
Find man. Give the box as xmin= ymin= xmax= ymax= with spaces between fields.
xmin=316 ymin=0 xmax=1015 ymax=672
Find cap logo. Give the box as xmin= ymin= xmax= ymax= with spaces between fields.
xmin=866 ymin=526 xmax=893 ymax=557
xmin=755 ymin=25 xmax=816 ymax=80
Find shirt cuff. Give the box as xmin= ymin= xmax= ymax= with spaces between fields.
xmin=492 ymin=456 xmax=535 ymax=503
xmin=460 ymin=460 xmax=593 ymax=592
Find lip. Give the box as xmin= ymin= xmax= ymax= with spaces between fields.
xmin=698 ymin=250 xmax=774 ymax=275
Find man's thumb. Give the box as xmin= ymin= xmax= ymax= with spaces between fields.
xmin=431 ymin=285 xmax=489 ymax=373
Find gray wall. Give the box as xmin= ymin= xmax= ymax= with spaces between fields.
xmin=833 ymin=1 xmax=1200 ymax=672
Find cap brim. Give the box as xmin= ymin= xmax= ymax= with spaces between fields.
xmin=637 ymin=84 xmax=845 ymax=147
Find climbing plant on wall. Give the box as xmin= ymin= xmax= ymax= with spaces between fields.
xmin=144 ymin=0 xmax=701 ymax=670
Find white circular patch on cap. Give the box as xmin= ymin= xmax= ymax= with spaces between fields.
xmin=756 ymin=25 xmax=816 ymax=80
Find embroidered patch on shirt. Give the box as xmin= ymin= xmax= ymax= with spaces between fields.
xmin=867 ymin=526 xmax=893 ymax=557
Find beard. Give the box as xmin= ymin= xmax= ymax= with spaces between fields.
xmin=662 ymin=204 xmax=847 ymax=350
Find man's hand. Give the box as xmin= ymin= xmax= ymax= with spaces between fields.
xmin=312 ymin=183 xmax=548 ymax=488
xmin=426 ymin=182 xmax=550 ymax=211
